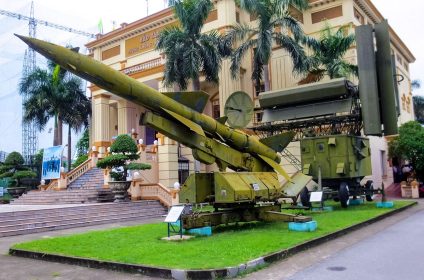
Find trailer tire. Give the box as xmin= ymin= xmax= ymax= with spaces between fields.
xmin=339 ymin=182 xmax=350 ymax=208
xmin=300 ymin=187 xmax=311 ymax=208
xmin=365 ymin=180 xmax=374 ymax=202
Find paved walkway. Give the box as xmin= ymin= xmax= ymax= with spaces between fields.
xmin=0 ymin=203 xmax=99 ymax=213
xmin=244 ymin=200 xmax=423 ymax=280
xmin=0 ymin=200 xmax=421 ymax=280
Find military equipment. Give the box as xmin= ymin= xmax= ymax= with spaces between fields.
xmin=224 ymin=91 xmax=254 ymax=129
xmin=17 ymin=35 xmax=312 ymax=228
xmin=355 ymin=20 xmax=399 ymax=136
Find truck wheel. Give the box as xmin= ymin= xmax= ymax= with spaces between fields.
xmin=365 ymin=180 xmax=374 ymax=202
xmin=300 ymin=187 xmax=311 ymax=208
xmin=339 ymin=182 xmax=350 ymax=208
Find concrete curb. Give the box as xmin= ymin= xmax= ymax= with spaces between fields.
xmin=9 ymin=202 xmax=417 ymax=279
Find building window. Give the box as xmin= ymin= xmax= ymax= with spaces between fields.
xmin=255 ymin=111 xmax=263 ymax=124
xmin=289 ymin=5 xmax=304 ymax=23
xmin=178 ymin=145 xmax=189 ymax=184
xmin=212 ymin=99 xmax=220 ymax=119
xmin=145 ymin=126 xmax=156 ymax=145
xmin=311 ymin=6 xmax=343 ymax=24
xmin=205 ymin=9 xmax=218 ymax=23
xmin=178 ymin=159 xmax=190 ymax=184
xmin=255 ymin=83 xmax=265 ymax=97
xmin=396 ymin=54 xmax=403 ymax=65
xmin=236 ymin=11 xmax=240 ymax=23
xmin=353 ymin=7 xmax=364 ymax=24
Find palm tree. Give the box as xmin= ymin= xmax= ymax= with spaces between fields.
xmin=20 ymin=59 xmax=90 ymax=170
xmin=61 ymin=82 xmax=91 ymax=171
xmin=225 ymin=0 xmax=313 ymax=92
xmin=298 ymin=24 xmax=357 ymax=84
xmin=156 ymin=0 xmax=230 ymax=90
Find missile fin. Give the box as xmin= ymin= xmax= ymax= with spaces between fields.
xmin=216 ymin=116 xmax=228 ymax=124
xmin=258 ymin=155 xmax=291 ymax=182
xmin=259 ymin=131 xmax=296 ymax=152
xmin=162 ymin=91 xmax=209 ymax=113
xmin=163 ymin=108 xmax=205 ymax=136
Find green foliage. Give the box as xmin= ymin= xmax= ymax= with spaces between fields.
xmin=12 ymin=170 xmax=37 ymax=180
xmin=20 ymin=58 xmax=90 ymax=146
xmin=127 ymin=162 xmax=151 ymax=171
xmin=12 ymin=201 xmax=413 ymax=270
xmin=97 ymin=154 xmax=129 ymax=170
xmin=0 ymin=172 xmax=14 ymax=179
xmin=224 ymin=0 xmax=311 ymax=90
xmin=0 ymin=151 xmax=36 ymax=186
xmin=5 ymin=152 xmax=25 ymax=166
xmin=389 ymin=121 xmax=424 ymax=179
xmin=72 ymin=154 xmax=88 ymax=169
xmin=156 ymin=0 xmax=230 ymax=90
xmin=75 ymin=129 xmax=90 ymax=157
xmin=299 ymin=23 xmax=357 ymax=84
xmin=97 ymin=134 xmax=148 ymax=181
xmin=413 ymin=95 xmax=424 ymax=124
xmin=110 ymin=134 xmax=138 ymax=154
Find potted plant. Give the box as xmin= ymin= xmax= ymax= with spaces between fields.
xmin=97 ymin=134 xmax=151 ymax=202
xmin=0 ymin=152 xmax=37 ymax=199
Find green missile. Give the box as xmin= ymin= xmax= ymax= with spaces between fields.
xmin=16 ymin=34 xmax=281 ymax=164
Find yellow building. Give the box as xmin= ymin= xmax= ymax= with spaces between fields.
xmin=85 ymin=0 xmax=415 ymax=190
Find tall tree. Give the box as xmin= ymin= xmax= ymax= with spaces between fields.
xmin=413 ymin=96 xmax=424 ymax=124
xmin=156 ymin=0 xmax=230 ymax=90
xmin=298 ymin=23 xmax=357 ymax=84
xmin=20 ymin=59 xmax=90 ymax=171
xmin=62 ymin=84 xmax=91 ymax=171
xmin=225 ymin=0 xmax=313 ymax=92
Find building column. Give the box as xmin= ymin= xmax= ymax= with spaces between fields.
xmin=92 ymin=94 xmax=111 ymax=158
xmin=219 ymin=59 xmax=241 ymax=115
xmin=117 ymin=100 xmax=137 ymax=135
xmin=157 ymin=135 xmax=179 ymax=189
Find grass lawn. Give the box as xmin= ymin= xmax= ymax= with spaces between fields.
xmin=12 ymin=200 xmax=414 ymax=269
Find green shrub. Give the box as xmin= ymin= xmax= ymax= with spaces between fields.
xmin=97 ymin=134 xmax=150 ymax=181
xmin=4 ymin=152 xmax=25 ymax=166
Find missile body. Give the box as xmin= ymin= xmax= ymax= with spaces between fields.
xmin=17 ymin=35 xmax=280 ymax=163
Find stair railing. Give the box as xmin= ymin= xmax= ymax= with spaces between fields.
xmin=66 ymin=158 xmax=93 ymax=186
xmin=136 ymin=182 xmax=179 ymax=207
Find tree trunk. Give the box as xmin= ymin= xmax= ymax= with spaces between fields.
xmin=57 ymin=117 xmax=63 ymax=146
xmin=53 ymin=115 xmax=59 ymax=146
xmin=192 ymin=76 xmax=201 ymax=172
xmin=193 ymin=77 xmax=201 ymax=91
xmin=67 ymin=125 xmax=72 ymax=172
xmin=263 ymin=64 xmax=270 ymax=92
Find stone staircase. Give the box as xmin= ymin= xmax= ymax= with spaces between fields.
xmin=10 ymin=168 xmax=106 ymax=205
xmin=0 ymin=201 xmax=167 ymax=237
xmin=68 ymin=167 xmax=104 ymax=189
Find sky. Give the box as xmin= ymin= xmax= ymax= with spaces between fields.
xmin=0 ymin=0 xmax=422 ymax=155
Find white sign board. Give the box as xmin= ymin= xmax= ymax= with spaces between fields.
xmin=310 ymin=191 xmax=323 ymax=202
xmin=164 ymin=205 xmax=185 ymax=223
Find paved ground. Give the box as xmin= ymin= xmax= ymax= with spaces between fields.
xmin=0 ymin=203 xmax=96 ymax=213
xmin=244 ymin=200 xmax=423 ymax=280
xmin=0 ymin=200 xmax=421 ymax=280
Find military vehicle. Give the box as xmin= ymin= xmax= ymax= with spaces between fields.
xmin=254 ymin=21 xmax=398 ymax=208
xmin=17 ymin=35 xmax=312 ymax=229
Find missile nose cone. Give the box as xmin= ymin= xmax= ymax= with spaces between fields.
xmin=14 ymin=34 xmax=34 ymax=48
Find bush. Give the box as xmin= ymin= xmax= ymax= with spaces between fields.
xmin=97 ymin=134 xmax=150 ymax=181
xmin=12 ymin=170 xmax=37 ymax=180
xmin=389 ymin=121 xmax=424 ymax=180
xmin=5 ymin=152 xmax=25 ymax=166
